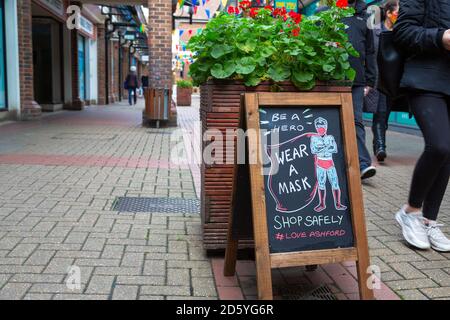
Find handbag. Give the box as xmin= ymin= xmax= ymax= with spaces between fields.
xmin=377 ymin=30 xmax=405 ymax=98
xmin=363 ymin=87 xmax=379 ymax=113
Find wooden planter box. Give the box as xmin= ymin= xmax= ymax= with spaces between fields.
xmin=200 ymin=79 xmax=352 ymax=252
xmin=177 ymin=87 xmax=193 ymax=106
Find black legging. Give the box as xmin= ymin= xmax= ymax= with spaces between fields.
xmin=408 ymin=91 xmax=450 ymax=221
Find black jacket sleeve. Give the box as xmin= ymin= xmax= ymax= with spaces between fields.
xmin=365 ymin=27 xmax=376 ymax=87
xmin=393 ymin=0 xmax=446 ymax=54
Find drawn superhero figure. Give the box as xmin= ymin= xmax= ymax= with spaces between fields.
xmin=310 ymin=117 xmax=347 ymax=212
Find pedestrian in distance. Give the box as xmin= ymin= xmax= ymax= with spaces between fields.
xmin=124 ymin=66 xmax=139 ymax=106
xmin=394 ymin=0 xmax=450 ymax=252
xmin=366 ymin=0 xmax=399 ymax=162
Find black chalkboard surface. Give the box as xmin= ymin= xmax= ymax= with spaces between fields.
xmin=258 ymin=106 xmax=354 ymax=253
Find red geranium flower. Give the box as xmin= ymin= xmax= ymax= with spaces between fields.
xmin=273 ymin=7 xmax=286 ymax=18
xmin=250 ymin=7 xmax=259 ymax=18
xmin=238 ymin=0 xmax=251 ymax=10
xmin=227 ymin=6 xmax=235 ymax=14
xmin=288 ymin=11 xmax=302 ymax=24
xmin=292 ymin=27 xmax=300 ymax=37
xmin=336 ymin=0 xmax=348 ymax=8
xmin=264 ymin=5 xmax=274 ymax=11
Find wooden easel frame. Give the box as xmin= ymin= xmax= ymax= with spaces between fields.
xmin=224 ymin=92 xmax=374 ymax=300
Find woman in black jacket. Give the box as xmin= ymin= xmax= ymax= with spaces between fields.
xmin=393 ymin=0 xmax=450 ymax=252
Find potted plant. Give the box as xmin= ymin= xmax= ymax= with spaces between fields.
xmin=187 ymin=1 xmax=359 ymax=250
xmin=176 ymin=79 xmax=194 ymax=106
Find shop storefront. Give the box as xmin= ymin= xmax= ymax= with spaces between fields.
xmin=32 ymin=0 xmax=66 ymax=112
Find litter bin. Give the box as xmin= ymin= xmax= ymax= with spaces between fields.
xmin=143 ymin=88 xmax=174 ymax=128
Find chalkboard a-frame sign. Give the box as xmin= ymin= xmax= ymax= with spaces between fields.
xmin=224 ymin=92 xmax=374 ymax=300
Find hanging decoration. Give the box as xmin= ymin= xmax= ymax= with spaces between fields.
xmin=205 ymin=9 xmax=211 ymax=19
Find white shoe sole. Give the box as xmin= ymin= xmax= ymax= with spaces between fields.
xmin=431 ymin=245 xmax=450 ymax=253
xmin=395 ymin=212 xmax=430 ymax=250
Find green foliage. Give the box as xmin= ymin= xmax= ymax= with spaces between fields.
xmin=176 ymin=79 xmax=193 ymax=88
xmin=187 ymin=5 xmax=359 ymax=90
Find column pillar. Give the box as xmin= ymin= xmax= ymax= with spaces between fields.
xmin=97 ymin=23 xmax=107 ymax=105
xmin=17 ymin=0 xmax=42 ymax=120
xmin=147 ymin=0 xmax=173 ymax=89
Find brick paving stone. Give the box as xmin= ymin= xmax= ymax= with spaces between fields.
xmin=167 ymin=268 xmax=190 ymax=286
xmin=420 ymin=287 xmax=450 ymax=299
xmin=141 ymin=285 xmax=191 ymax=296
xmin=0 ymin=283 xmax=31 ymax=299
xmin=389 ymin=262 xmax=427 ymax=280
xmin=84 ymin=275 xmax=115 ymax=295
xmin=25 ymin=250 xmax=55 ymax=266
xmin=143 ymin=260 xmax=166 ymax=276
xmin=387 ymin=279 xmax=439 ymax=291
xmin=192 ymin=277 xmax=217 ymax=297
xmin=116 ymin=276 xmax=164 ymax=286
xmin=396 ymin=289 xmax=429 ymax=300
xmin=52 ymin=294 xmax=109 ymax=300
xmin=8 ymin=243 xmax=38 ymax=258
xmin=23 ymin=293 xmax=54 ymax=300
xmin=112 ymin=285 xmax=139 ymax=300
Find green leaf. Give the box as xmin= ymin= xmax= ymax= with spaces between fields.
xmin=260 ymin=46 xmax=277 ymax=58
xmin=211 ymin=44 xmax=233 ymax=59
xmin=293 ymin=71 xmax=314 ymax=83
xmin=235 ymin=57 xmax=256 ymax=75
xmin=323 ymin=64 xmax=335 ymax=72
xmin=244 ymin=76 xmax=261 ymax=87
xmin=237 ymin=39 xmax=257 ymax=53
xmin=268 ymin=64 xmax=291 ymax=82
xmin=210 ymin=61 xmax=236 ymax=79
xmin=345 ymin=68 xmax=356 ymax=81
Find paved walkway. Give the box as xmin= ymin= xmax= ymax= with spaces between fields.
xmin=0 ymin=96 xmax=448 ymax=300
xmin=0 ymin=100 xmax=216 ymax=300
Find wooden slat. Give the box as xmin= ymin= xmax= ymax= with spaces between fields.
xmin=340 ymin=93 xmax=374 ymax=300
xmin=270 ymin=248 xmax=358 ymax=269
xmin=257 ymin=92 xmax=342 ymax=106
xmin=245 ymin=93 xmax=273 ymax=300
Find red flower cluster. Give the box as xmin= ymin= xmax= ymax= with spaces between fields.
xmin=273 ymin=7 xmax=287 ymax=18
xmin=292 ymin=27 xmax=300 ymax=37
xmin=288 ymin=11 xmax=302 ymax=24
xmin=238 ymin=0 xmax=252 ymax=11
xmin=227 ymin=6 xmax=240 ymax=14
xmin=249 ymin=7 xmax=259 ymax=18
xmin=336 ymin=0 xmax=348 ymax=8
xmin=264 ymin=5 xmax=274 ymax=11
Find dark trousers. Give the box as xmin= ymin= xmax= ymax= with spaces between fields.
xmin=352 ymin=86 xmax=373 ymax=171
xmin=128 ymin=88 xmax=137 ymax=105
xmin=408 ymin=91 xmax=450 ymax=221
xmin=372 ymin=93 xmax=391 ymax=151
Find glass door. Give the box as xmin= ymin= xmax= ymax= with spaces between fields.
xmin=0 ymin=0 xmax=7 ymax=109
xmin=77 ymin=34 xmax=86 ymax=101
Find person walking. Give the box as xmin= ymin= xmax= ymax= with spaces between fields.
xmin=342 ymin=0 xmax=378 ymax=180
xmin=394 ymin=0 xmax=450 ymax=252
xmin=316 ymin=0 xmax=377 ymax=179
xmin=125 ymin=66 xmax=139 ymax=106
xmin=370 ymin=0 xmax=399 ymax=162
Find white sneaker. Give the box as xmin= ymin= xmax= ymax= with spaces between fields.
xmin=426 ymin=222 xmax=450 ymax=252
xmin=395 ymin=206 xmax=430 ymax=250
xmin=361 ymin=166 xmax=377 ymax=180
